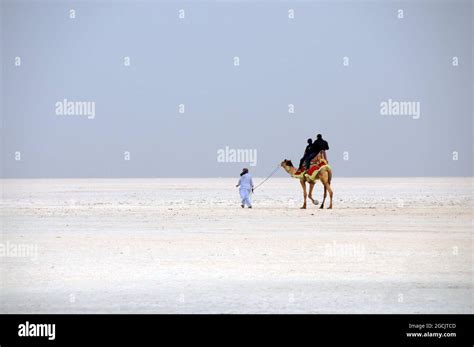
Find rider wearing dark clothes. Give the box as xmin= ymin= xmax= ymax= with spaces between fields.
xmin=304 ymin=134 xmax=329 ymax=170
xmin=298 ymin=138 xmax=313 ymax=169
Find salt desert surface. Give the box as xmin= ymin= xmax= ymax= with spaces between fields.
xmin=0 ymin=177 xmax=472 ymax=313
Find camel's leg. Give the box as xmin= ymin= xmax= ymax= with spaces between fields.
xmin=324 ymin=181 xmax=333 ymax=209
xmin=308 ymin=182 xmax=317 ymax=205
xmin=320 ymin=170 xmax=333 ymax=209
xmin=319 ymin=170 xmax=333 ymax=209
xmin=320 ymin=183 xmax=327 ymax=209
xmin=299 ymin=179 xmax=307 ymax=209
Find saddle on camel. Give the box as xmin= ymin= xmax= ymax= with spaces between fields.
xmin=294 ymin=150 xmax=330 ymax=181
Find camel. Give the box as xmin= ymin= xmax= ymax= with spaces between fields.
xmin=280 ymin=152 xmax=333 ymax=209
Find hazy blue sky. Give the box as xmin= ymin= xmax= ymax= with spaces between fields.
xmin=1 ymin=0 xmax=472 ymax=177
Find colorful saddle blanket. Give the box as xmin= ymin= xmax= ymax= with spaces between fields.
xmin=293 ymin=158 xmax=330 ymax=181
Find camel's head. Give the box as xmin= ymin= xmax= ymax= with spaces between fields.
xmin=281 ymin=159 xmax=294 ymax=168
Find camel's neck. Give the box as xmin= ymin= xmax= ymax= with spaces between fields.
xmin=283 ymin=165 xmax=297 ymax=176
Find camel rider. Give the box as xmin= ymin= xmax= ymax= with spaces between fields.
xmin=304 ymin=134 xmax=329 ymax=170
xmin=298 ymin=138 xmax=313 ymax=170
xmin=236 ymin=168 xmax=254 ymax=208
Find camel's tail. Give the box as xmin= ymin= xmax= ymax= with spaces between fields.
xmin=328 ymin=167 xmax=332 ymax=185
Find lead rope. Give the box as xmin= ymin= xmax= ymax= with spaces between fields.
xmin=252 ymin=164 xmax=281 ymax=193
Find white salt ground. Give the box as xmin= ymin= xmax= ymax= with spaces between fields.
xmin=0 ymin=177 xmax=471 ymax=313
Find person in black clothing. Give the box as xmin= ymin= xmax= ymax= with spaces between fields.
xmin=303 ymin=134 xmax=329 ymax=170
xmin=298 ymin=138 xmax=313 ymax=170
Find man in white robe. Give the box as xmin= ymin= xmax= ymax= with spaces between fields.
xmin=236 ymin=168 xmax=254 ymax=208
